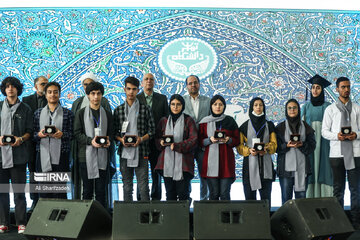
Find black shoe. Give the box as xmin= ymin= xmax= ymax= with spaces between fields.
xmin=28 ymin=201 xmax=37 ymax=214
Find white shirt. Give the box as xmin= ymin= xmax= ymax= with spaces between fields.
xmin=322 ymin=101 xmax=360 ymax=158
xmin=190 ymin=95 xmax=200 ymax=120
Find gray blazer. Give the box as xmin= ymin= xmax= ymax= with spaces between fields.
xmin=183 ymin=95 xmax=211 ymax=127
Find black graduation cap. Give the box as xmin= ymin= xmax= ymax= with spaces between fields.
xmin=307 ymin=74 xmax=331 ymax=88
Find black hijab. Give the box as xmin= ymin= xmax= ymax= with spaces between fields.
xmin=310 ymin=85 xmax=325 ymax=106
xmin=249 ymin=97 xmax=267 ymax=135
xmin=285 ymin=99 xmax=301 ymax=134
xmin=210 ymin=95 xmax=226 ymax=117
xmin=169 ymin=94 xmax=185 ymax=122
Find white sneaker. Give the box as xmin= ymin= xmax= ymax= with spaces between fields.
xmin=18 ymin=225 xmax=26 ymax=234
xmin=0 ymin=225 xmax=9 ymax=233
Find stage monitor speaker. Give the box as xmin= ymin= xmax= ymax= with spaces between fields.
xmin=112 ymin=201 xmax=189 ymax=240
xmin=193 ymin=200 xmax=271 ymax=240
xmin=24 ymin=198 xmax=112 ymax=240
xmin=271 ymin=197 xmax=354 ymax=240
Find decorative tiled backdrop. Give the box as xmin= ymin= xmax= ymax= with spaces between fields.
xmin=1 ymin=8 xmax=359 ymax=180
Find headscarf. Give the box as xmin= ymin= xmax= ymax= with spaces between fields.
xmin=248 ymin=97 xmax=266 ymax=137
xmin=210 ymin=95 xmax=226 ymax=117
xmin=310 ymin=85 xmax=325 ymax=106
xmin=285 ymin=99 xmax=301 ymax=134
xmin=169 ymin=94 xmax=185 ymax=122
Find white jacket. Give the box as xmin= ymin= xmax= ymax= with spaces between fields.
xmin=322 ymin=101 xmax=360 ymax=158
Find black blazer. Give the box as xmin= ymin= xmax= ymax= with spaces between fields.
xmin=137 ymin=91 xmax=169 ymax=126
xmin=23 ymin=93 xmax=47 ymax=114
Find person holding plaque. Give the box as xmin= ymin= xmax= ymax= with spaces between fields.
xmin=301 ymin=74 xmax=333 ymax=198
xmin=73 ymin=82 xmax=113 ymax=208
xmin=0 ymin=77 xmax=32 ymax=234
xmin=198 ymin=95 xmax=239 ymax=200
xmin=33 ymin=82 xmax=74 ymax=199
xmin=114 ymin=76 xmax=155 ymax=201
xmin=276 ymin=99 xmax=315 ymax=204
xmin=155 ymin=94 xmax=197 ymax=201
xmin=322 ymin=77 xmax=360 ymax=229
xmin=237 ymin=97 xmax=277 ymax=207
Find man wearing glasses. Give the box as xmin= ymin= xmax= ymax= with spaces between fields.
xmin=23 ymin=76 xmax=48 ymax=214
xmin=183 ymin=75 xmax=211 ymax=200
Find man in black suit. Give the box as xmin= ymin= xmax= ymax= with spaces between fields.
xmin=137 ymin=73 xmax=168 ymax=200
xmin=22 ymin=76 xmax=48 ymax=213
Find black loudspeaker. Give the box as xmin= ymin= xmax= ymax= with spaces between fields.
xmin=112 ymin=201 xmax=189 ymax=240
xmin=193 ymin=200 xmax=271 ymax=240
xmin=24 ymin=199 xmax=112 ymax=240
xmin=271 ymin=197 xmax=354 ymax=240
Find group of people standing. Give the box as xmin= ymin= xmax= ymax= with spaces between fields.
xmin=0 ymin=72 xmax=359 ymax=234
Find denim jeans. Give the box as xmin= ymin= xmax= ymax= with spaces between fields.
xmin=163 ymin=172 xmax=192 ymax=201
xmin=206 ymin=178 xmax=233 ymax=200
xmin=330 ymin=157 xmax=360 ymax=225
xmin=120 ymin=157 xmax=149 ymax=202
xmin=279 ymin=176 xmax=307 ymax=204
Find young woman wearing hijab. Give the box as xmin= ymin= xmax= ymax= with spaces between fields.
xmin=302 ymin=74 xmax=333 ymax=198
xmin=198 ymin=95 xmax=240 ymax=200
xmin=155 ymin=94 xmax=198 ymax=201
xmin=237 ymin=97 xmax=277 ymax=207
xmin=276 ymin=99 xmax=316 ymax=204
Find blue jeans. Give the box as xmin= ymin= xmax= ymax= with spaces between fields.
xmin=206 ymin=178 xmax=233 ymax=200
xmin=279 ymin=176 xmax=307 ymax=204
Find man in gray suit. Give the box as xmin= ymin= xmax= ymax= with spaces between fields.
xmin=137 ymin=73 xmax=168 ymax=200
xmin=183 ymin=75 xmax=211 ymax=200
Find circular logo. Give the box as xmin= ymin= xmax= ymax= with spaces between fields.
xmin=293 ymin=136 xmax=299 ymax=141
xmin=217 ymin=132 xmax=223 ymax=138
xmin=100 ymin=138 xmax=106 ymax=144
xmin=5 ymin=137 xmax=11 ymax=143
xmin=127 ymin=137 xmax=133 ymax=143
xmin=257 ymin=145 xmax=263 ymax=151
xmin=47 ymin=128 xmax=53 ymax=134
xmin=165 ymin=137 xmax=171 ymax=143
xmin=158 ymin=37 xmax=218 ymax=81
xmin=344 ymin=129 xmax=350 ymax=134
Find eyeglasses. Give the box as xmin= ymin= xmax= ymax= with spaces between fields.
xmin=287 ymin=106 xmax=298 ymax=110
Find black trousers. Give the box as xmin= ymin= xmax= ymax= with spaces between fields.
xmin=330 ymin=157 xmax=360 ymax=224
xmin=79 ymin=162 xmax=107 ymax=208
xmin=0 ymin=164 xmax=27 ymax=226
xmin=243 ymin=177 xmax=272 ymax=207
xmin=163 ymin=172 xmax=192 ymax=201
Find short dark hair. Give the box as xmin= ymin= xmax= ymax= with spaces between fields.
xmin=44 ymin=82 xmax=61 ymax=94
xmin=124 ymin=76 xmax=139 ymax=88
xmin=86 ymin=81 xmax=104 ymax=95
xmin=185 ymin=75 xmax=200 ymax=85
xmin=34 ymin=76 xmax=48 ymax=85
xmin=1 ymin=77 xmax=23 ymax=96
xmin=336 ymin=77 xmax=350 ymax=88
